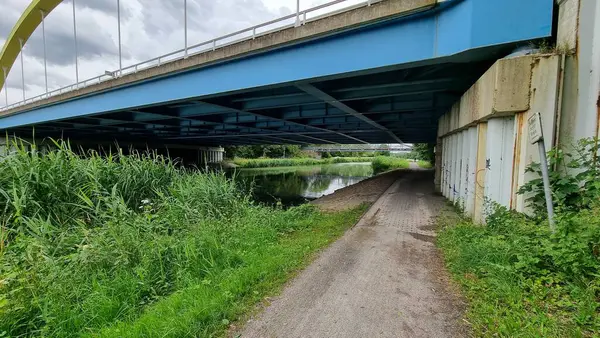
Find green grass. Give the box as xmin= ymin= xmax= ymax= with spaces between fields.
xmin=437 ymin=207 xmax=600 ymax=337
xmin=416 ymin=160 xmax=432 ymax=169
xmin=0 ymin=139 xmax=367 ymax=337
xmin=235 ymin=162 xmax=373 ymax=178
xmin=371 ymin=156 xmax=410 ymax=173
xmin=232 ymin=157 xmax=373 ymax=168
xmin=94 ymin=206 xmax=365 ymax=337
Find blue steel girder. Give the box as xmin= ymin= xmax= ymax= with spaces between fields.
xmin=199 ymin=99 xmax=372 ymax=144
xmin=161 ymin=108 xmax=343 ymax=144
xmin=295 ymin=83 xmax=403 ymax=143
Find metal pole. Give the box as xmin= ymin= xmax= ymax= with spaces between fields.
xmin=184 ymin=0 xmax=188 ymax=58
xmin=19 ymin=39 xmax=25 ymax=101
xmin=72 ymin=0 xmax=79 ymax=86
xmin=41 ymin=10 xmax=48 ymax=93
xmin=117 ymin=0 xmax=122 ymax=75
xmin=295 ymin=0 xmax=300 ymax=27
xmin=538 ymin=140 xmax=556 ymax=231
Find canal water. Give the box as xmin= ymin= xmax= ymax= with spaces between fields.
xmin=230 ymin=162 xmax=374 ymax=206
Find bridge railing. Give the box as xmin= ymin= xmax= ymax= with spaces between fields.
xmin=1 ymin=0 xmax=383 ymax=112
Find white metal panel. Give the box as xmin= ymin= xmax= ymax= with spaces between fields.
xmin=498 ymin=118 xmax=516 ymax=206
xmin=441 ymin=137 xmax=447 ymax=198
xmin=464 ymin=127 xmax=478 ymax=216
xmin=459 ymin=130 xmax=469 ymax=207
xmin=452 ymin=133 xmax=460 ymax=202
xmin=456 ymin=132 xmax=465 ymax=204
xmin=448 ymin=134 xmax=455 ymax=201
xmin=446 ymin=136 xmax=451 ymax=198
xmin=443 ymin=136 xmax=449 ymax=198
xmin=484 ymin=117 xmax=515 ymax=210
xmin=446 ymin=137 xmax=451 ymax=198
xmin=455 ymin=132 xmax=463 ymax=205
xmin=452 ymin=133 xmax=462 ymax=203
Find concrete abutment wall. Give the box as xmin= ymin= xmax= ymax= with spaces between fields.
xmin=436 ymin=0 xmax=600 ymax=222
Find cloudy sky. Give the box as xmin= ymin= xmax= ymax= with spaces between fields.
xmin=1 ymin=0 xmax=362 ymax=106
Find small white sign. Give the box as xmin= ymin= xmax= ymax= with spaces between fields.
xmin=528 ymin=112 xmax=543 ymax=144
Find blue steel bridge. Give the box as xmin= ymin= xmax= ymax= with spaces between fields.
xmin=0 ymin=0 xmax=554 ymax=147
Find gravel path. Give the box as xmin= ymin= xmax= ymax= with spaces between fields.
xmin=237 ymin=170 xmax=467 ymax=338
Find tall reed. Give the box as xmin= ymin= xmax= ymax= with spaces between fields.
xmin=0 ymin=138 xmax=362 ymax=337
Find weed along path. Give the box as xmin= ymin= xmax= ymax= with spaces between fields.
xmin=237 ymin=170 xmax=467 ymax=338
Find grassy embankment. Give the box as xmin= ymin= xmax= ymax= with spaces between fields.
xmin=438 ymin=209 xmax=600 ymax=337
xmin=232 ymin=157 xmax=373 ymax=168
xmin=0 ymin=140 xmax=366 ymax=337
xmin=371 ymin=156 xmax=410 ymax=173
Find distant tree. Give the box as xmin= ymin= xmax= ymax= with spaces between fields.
xmin=225 ymin=145 xmax=302 ymax=159
xmin=411 ymin=143 xmax=435 ymax=163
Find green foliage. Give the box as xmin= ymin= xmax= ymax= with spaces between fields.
xmin=327 ymin=151 xmax=370 ymax=157
xmin=410 ymin=143 xmax=435 ymax=163
xmin=371 ymin=156 xmax=410 ymax=173
xmin=518 ymin=137 xmax=600 ymax=215
xmin=439 ymin=138 xmax=600 ymax=337
xmin=0 ymin=138 xmax=365 ymax=337
xmin=232 ymin=157 xmax=373 ymax=168
xmin=391 ymin=152 xmax=414 ymax=160
xmin=374 ymin=150 xmax=390 ymax=156
xmin=438 ymin=206 xmax=600 ymax=337
xmin=226 ymin=145 xmax=302 ymax=159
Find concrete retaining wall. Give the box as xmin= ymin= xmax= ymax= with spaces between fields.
xmin=436 ymin=54 xmax=563 ymax=222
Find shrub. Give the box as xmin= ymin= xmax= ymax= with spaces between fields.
xmin=438 ymin=205 xmax=600 ymax=336
xmin=518 ymin=137 xmax=600 ymax=215
xmin=410 ymin=143 xmax=435 ymax=163
xmin=439 ymin=137 xmax=600 ymax=337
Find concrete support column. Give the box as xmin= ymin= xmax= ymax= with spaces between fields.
xmin=557 ymin=0 xmax=600 ymax=142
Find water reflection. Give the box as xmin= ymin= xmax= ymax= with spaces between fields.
xmin=231 ymin=162 xmax=373 ymax=206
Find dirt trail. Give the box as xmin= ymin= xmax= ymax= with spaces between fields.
xmin=237 ymin=170 xmax=467 ymax=338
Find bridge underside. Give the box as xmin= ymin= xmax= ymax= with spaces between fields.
xmin=8 ymin=59 xmax=497 ymax=146
xmin=0 ymin=0 xmax=553 ymax=146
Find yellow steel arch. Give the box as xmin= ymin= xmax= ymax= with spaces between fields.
xmin=0 ymin=0 xmax=63 ymax=90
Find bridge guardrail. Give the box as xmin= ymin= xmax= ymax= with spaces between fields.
xmin=1 ymin=0 xmax=383 ymax=112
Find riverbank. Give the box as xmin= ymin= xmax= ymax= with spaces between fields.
xmin=311 ymin=169 xmax=404 ymax=212
xmin=233 ymin=162 xmax=375 ymax=206
xmin=231 ymin=157 xmax=373 ymax=168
